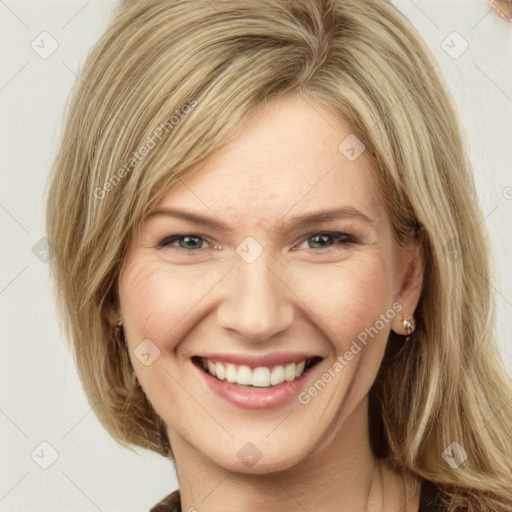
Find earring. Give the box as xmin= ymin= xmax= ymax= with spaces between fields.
xmin=403 ymin=316 xmax=416 ymax=336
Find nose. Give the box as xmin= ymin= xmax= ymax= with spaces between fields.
xmin=216 ymin=253 xmax=295 ymax=344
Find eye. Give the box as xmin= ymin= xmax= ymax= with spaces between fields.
xmin=159 ymin=234 xmax=211 ymax=252
xmin=294 ymin=231 xmax=357 ymax=251
xmin=157 ymin=231 xmax=358 ymax=255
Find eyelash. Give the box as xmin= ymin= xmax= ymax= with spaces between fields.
xmin=157 ymin=231 xmax=358 ymax=254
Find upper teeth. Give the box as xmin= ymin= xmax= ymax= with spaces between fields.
xmin=201 ymin=358 xmax=308 ymax=388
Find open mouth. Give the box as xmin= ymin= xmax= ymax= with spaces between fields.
xmin=192 ymin=356 xmax=323 ymax=389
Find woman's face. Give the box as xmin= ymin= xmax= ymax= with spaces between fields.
xmin=117 ymin=94 xmax=422 ymax=473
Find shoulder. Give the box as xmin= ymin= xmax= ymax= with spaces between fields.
xmin=149 ymin=489 xmax=181 ymax=512
xmin=418 ymin=479 xmax=449 ymax=512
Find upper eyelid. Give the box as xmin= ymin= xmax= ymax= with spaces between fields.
xmin=295 ymin=231 xmax=357 ymax=245
xmin=159 ymin=230 xmax=358 ymax=249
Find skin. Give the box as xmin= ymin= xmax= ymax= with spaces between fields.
xmin=115 ymin=94 xmax=424 ymax=511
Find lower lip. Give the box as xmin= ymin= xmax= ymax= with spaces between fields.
xmin=194 ymin=362 xmax=318 ymax=410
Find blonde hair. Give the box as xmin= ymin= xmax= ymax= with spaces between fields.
xmin=45 ymin=0 xmax=512 ymax=510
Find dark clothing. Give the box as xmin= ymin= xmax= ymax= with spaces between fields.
xmin=149 ymin=479 xmax=448 ymax=511
xmin=418 ymin=479 xmax=448 ymax=511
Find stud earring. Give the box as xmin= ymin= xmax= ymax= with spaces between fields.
xmin=403 ymin=316 xmax=415 ymax=336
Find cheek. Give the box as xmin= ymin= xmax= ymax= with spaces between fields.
xmin=119 ymin=256 xmax=219 ymax=343
xmin=291 ymin=255 xmax=395 ymax=350
xmin=121 ymin=250 xmax=396 ymax=342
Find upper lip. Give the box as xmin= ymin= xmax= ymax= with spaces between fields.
xmin=193 ymin=352 xmax=323 ymax=369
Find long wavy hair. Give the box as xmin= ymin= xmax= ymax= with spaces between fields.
xmin=45 ymin=1 xmax=512 ymax=510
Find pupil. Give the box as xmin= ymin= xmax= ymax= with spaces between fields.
xmin=181 ymin=236 xmax=202 ymax=250
xmin=310 ymin=234 xmax=332 ymax=249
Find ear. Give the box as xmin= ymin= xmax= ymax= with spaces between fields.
xmin=101 ymin=290 xmax=122 ymax=328
xmin=391 ymin=229 xmax=424 ymax=335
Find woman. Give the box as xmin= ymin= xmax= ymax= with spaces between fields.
xmin=45 ymin=0 xmax=512 ymax=511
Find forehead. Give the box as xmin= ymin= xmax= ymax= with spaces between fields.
xmin=155 ymin=94 xmax=383 ymax=227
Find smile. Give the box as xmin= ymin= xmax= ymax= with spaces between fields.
xmin=193 ymin=356 xmax=322 ymax=389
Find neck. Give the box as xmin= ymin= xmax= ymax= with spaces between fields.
xmin=169 ymin=398 xmax=420 ymax=512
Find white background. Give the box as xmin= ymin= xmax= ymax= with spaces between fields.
xmin=0 ymin=1 xmax=511 ymax=510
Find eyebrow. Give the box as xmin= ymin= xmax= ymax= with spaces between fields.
xmin=146 ymin=206 xmax=376 ymax=234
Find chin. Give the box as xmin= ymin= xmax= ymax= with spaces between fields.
xmin=196 ymin=432 xmax=318 ymax=476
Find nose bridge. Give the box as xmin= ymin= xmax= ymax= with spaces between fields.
xmin=216 ymin=248 xmax=294 ymax=343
